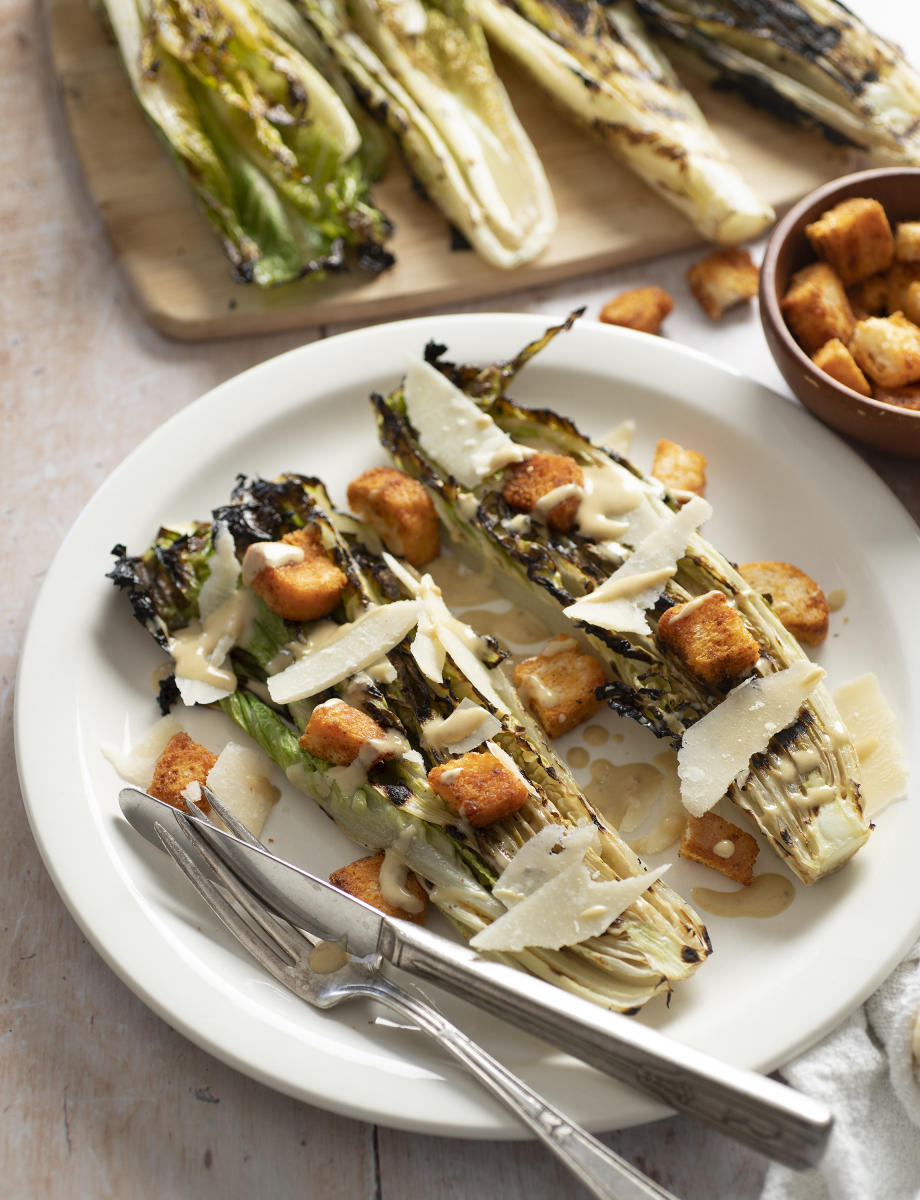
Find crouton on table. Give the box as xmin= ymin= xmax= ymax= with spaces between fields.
xmin=428 ymin=751 xmax=530 ymax=827
xmin=599 ymin=286 xmax=674 ymax=335
xmin=781 ymin=262 xmax=855 ymax=356
xmin=513 ymin=635 xmax=605 ymax=736
xmin=347 ymin=467 xmax=440 ymax=567
xmin=805 ymin=197 xmax=894 ymax=285
xmin=657 ymin=591 xmax=759 ymax=692
xmin=502 ymin=452 xmax=584 ymax=533
xmin=248 ymin=527 xmax=347 ymax=622
xmin=680 ymin=812 xmax=759 ymax=886
xmin=811 ymin=338 xmax=872 ymax=397
xmin=148 ymin=731 xmax=215 ymax=812
xmin=330 ymin=853 xmax=426 ymax=923
xmin=848 ymin=313 xmax=920 ymax=388
xmin=651 ymin=439 xmax=707 ymax=498
xmin=738 ymin=561 xmax=829 ymax=647
xmin=299 ymin=699 xmax=397 ymax=767
xmin=687 ymin=247 xmax=759 ymax=320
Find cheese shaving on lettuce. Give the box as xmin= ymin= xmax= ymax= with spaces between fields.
xmin=563 ymin=496 xmax=712 ymax=634
xmin=678 ymin=661 xmax=825 ymax=817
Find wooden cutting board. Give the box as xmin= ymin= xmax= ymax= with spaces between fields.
xmin=44 ymin=0 xmax=856 ymax=340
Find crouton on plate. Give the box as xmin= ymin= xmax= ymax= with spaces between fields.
xmin=738 ymin=561 xmax=829 ymax=647
xmin=651 ymin=439 xmax=707 ymax=498
xmin=680 ymin=811 xmax=759 ymax=886
xmin=347 ymin=466 xmax=440 ymax=567
xmin=329 ymin=853 xmax=426 ymax=923
xmin=502 ymin=452 xmax=584 ymax=533
xmin=299 ymin=699 xmax=397 ymax=767
xmin=148 ymin=731 xmax=215 ymax=812
xmin=428 ymin=750 xmax=530 ymax=827
xmin=248 ymin=527 xmax=347 ymax=622
xmin=657 ymin=590 xmax=759 ymax=692
xmin=513 ymin=635 xmax=605 ymax=736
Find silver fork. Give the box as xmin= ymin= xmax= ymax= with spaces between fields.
xmin=156 ymin=799 xmax=680 ymax=1200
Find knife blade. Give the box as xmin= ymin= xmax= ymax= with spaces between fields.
xmin=119 ymin=785 xmax=831 ymax=1169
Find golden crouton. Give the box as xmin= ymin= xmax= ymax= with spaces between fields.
xmin=903 ymin=281 xmax=920 ymax=327
xmin=657 ymin=591 xmax=759 ymax=692
xmin=329 ymin=853 xmax=427 ymax=924
xmin=502 ymin=452 xmax=584 ymax=533
xmin=148 ymin=731 xmax=214 ymax=813
xmin=299 ymin=699 xmax=396 ymax=767
xmin=687 ymin=247 xmax=759 ymax=320
xmin=847 ymin=273 xmax=888 ymax=319
xmin=428 ymin=751 xmax=530 ymax=828
xmin=805 ymin=197 xmax=894 ymax=285
xmin=249 ymin=527 xmax=347 ymax=622
xmin=513 ymin=635 xmax=605 ymax=736
xmin=811 ymin=338 xmax=871 ymax=397
xmin=781 ymin=262 xmax=855 ymax=356
xmin=883 ymin=261 xmax=920 ymax=313
xmin=599 ymin=286 xmax=674 ymax=335
xmin=651 ymin=439 xmax=707 ymax=498
xmin=680 ymin=812 xmax=759 ymax=886
xmin=848 ymin=313 xmax=920 ymax=388
xmin=894 ymin=221 xmax=920 ymax=263
xmin=738 ymin=561 xmax=829 ymax=647
xmin=346 ymin=467 xmax=440 ymax=567
xmin=872 ymin=383 xmax=920 ymax=411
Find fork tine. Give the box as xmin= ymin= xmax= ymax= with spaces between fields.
xmin=155 ymin=820 xmax=303 ymax=981
xmin=176 ymin=805 xmax=311 ymax=965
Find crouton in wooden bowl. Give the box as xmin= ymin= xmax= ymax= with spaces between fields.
xmin=760 ymin=168 xmax=920 ymax=459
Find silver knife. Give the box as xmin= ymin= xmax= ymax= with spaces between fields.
xmin=119 ymin=785 xmax=831 ymax=1168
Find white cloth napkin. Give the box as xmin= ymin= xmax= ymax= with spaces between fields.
xmin=760 ymin=939 xmax=920 ymax=1200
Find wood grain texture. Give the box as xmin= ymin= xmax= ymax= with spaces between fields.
xmin=43 ymin=0 xmax=859 ymax=340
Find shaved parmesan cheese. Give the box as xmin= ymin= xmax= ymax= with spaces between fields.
xmin=241 ymin=540 xmax=305 ymax=587
xmin=102 ymin=714 xmax=182 ymax=787
xmin=198 ymin=521 xmax=240 ymax=620
xmin=470 ymin=863 xmax=668 ymax=952
xmin=267 ymin=601 xmax=420 ymax=705
xmin=564 ymin=496 xmax=712 ymax=635
xmin=423 ymin=699 xmax=502 ymax=754
xmin=403 ymin=356 xmax=531 ymax=488
xmin=492 ymin=824 xmax=597 ymax=906
xmin=206 ymin=742 xmax=280 ymax=837
xmin=484 ymin=739 xmax=537 ymax=797
xmin=678 ymin=662 xmax=825 ymax=817
xmin=834 ymin=674 xmax=908 ymax=816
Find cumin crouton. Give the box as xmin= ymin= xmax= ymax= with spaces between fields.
xmin=738 ymin=561 xmax=829 ymax=647
xmin=894 ymin=221 xmax=920 ymax=263
xmin=811 ymin=338 xmax=871 ymax=397
xmin=329 ymin=854 xmax=426 ymax=923
xmin=148 ymin=731 xmax=214 ymax=813
xmin=687 ymin=247 xmax=759 ymax=320
xmin=299 ymin=699 xmax=397 ymax=767
xmin=346 ymin=467 xmax=440 ymax=567
xmin=657 ymin=591 xmax=759 ymax=692
xmin=651 ymin=439 xmax=707 ymax=498
xmin=805 ymin=197 xmax=894 ymax=285
xmin=599 ymin=286 xmax=674 ymax=335
xmin=872 ymin=383 xmax=920 ymax=411
xmin=882 ymin=262 xmax=920 ymax=314
xmin=847 ymin=273 xmax=888 ymax=319
xmin=501 ymin=452 xmax=584 ymax=533
xmin=848 ymin=313 xmax=920 ymax=388
xmin=781 ymin=262 xmax=855 ymax=356
xmin=428 ymin=751 xmax=530 ymax=828
xmin=680 ymin=812 xmax=758 ymax=886
xmin=249 ymin=527 xmax=347 ymax=622
xmin=513 ymin=635 xmax=605 ymax=736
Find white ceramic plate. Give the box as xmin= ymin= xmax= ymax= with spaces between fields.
xmin=15 ymin=314 xmax=920 ymax=1137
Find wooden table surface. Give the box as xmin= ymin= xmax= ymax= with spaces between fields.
xmin=3 ymin=2 xmax=917 ymax=1196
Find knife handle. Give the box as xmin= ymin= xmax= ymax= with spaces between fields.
xmin=381 ymin=920 xmax=831 ymax=1169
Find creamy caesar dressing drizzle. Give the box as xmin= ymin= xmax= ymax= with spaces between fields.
xmin=516 ymin=672 xmax=561 ymax=710
xmin=534 ymin=483 xmax=584 ymax=518
xmin=380 ymin=829 xmax=425 ymax=914
xmin=713 ymin=840 xmax=735 ymax=859
xmin=539 ymin=636 xmax=578 ymax=657
xmin=423 ymin=702 xmax=498 ymax=751
xmin=826 ymin=588 xmax=847 ymax=612
xmin=691 ymin=874 xmax=795 ymax=919
xmin=665 ymin=590 xmax=723 ymax=623
xmin=169 ymin=589 xmax=256 ymax=691
xmin=308 ymin=940 xmax=350 ymax=974
xmin=567 ymin=746 xmax=590 ymax=769
xmin=574 ymin=465 xmax=643 ymax=541
xmin=583 ymin=724 xmax=610 ymax=747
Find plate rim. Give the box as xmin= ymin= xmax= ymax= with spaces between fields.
xmin=14 ymin=312 xmax=920 ymax=1137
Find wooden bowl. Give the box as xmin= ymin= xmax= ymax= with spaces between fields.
xmin=759 ymin=167 xmax=920 ymax=458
